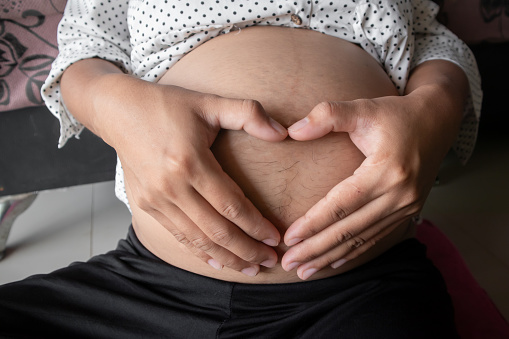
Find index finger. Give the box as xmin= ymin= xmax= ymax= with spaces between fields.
xmin=192 ymin=149 xmax=281 ymax=247
xmin=283 ymin=167 xmax=382 ymax=246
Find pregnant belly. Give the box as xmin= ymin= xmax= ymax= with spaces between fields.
xmin=129 ymin=26 xmax=413 ymax=283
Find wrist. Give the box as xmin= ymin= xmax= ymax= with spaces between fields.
xmin=61 ymin=59 xmax=128 ymax=139
xmin=404 ymin=61 xmax=469 ymax=149
xmin=407 ymin=81 xmax=464 ymax=131
xmin=405 ymin=60 xmax=468 ymax=122
xmin=90 ymin=73 xmax=159 ymax=147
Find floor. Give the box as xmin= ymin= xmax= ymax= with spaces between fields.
xmin=0 ymin=132 xmax=508 ymax=324
xmin=0 ymin=181 xmax=132 ymax=285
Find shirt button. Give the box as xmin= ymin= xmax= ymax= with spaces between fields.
xmin=291 ymin=14 xmax=303 ymax=25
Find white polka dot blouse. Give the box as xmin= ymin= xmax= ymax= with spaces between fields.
xmin=41 ymin=0 xmax=482 ymax=208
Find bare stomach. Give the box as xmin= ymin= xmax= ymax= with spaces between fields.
xmin=127 ymin=26 xmax=414 ymax=283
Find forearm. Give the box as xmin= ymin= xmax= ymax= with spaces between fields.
xmin=404 ymin=60 xmax=469 ymax=150
xmin=60 ymin=58 xmax=152 ymax=146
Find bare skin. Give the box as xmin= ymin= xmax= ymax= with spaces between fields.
xmin=61 ymin=25 xmax=468 ymax=281
xmin=128 ymin=26 xmax=413 ymax=283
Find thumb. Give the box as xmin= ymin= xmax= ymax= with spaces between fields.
xmin=288 ymin=101 xmax=360 ymax=141
xmin=208 ymin=97 xmax=288 ymax=142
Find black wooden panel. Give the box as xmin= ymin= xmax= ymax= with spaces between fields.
xmin=471 ymin=42 xmax=509 ymax=138
xmin=0 ymin=106 xmax=116 ymax=196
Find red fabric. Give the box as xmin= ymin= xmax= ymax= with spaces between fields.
xmin=416 ymin=220 xmax=509 ymax=339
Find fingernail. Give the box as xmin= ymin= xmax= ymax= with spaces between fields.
xmin=262 ymin=238 xmax=279 ymax=246
xmin=260 ymin=258 xmax=277 ymax=268
xmin=301 ymin=268 xmax=318 ymax=280
xmin=207 ymin=259 xmax=223 ymax=270
xmin=241 ymin=266 xmax=259 ymax=277
xmin=269 ymin=117 xmax=287 ymax=135
xmin=285 ymin=262 xmax=300 ymax=271
xmin=286 ymin=237 xmax=303 ymax=247
xmin=288 ymin=117 xmax=309 ymax=132
xmin=331 ymin=258 xmax=348 ymax=269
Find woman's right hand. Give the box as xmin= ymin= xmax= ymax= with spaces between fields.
xmin=62 ymin=60 xmax=287 ymax=276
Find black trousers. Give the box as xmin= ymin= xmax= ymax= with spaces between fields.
xmin=0 ymin=226 xmax=458 ymax=339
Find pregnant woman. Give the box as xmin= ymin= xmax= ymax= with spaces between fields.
xmin=0 ymin=1 xmax=480 ymax=337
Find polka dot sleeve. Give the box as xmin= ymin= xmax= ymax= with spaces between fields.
xmin=411 ymin=0 xmax=482 ymax=163
xmin=41 ymin=0 xmax=132 ymax=148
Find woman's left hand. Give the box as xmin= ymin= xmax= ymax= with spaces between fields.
xmin=280 ymin=61 xmax=468 ymax=280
